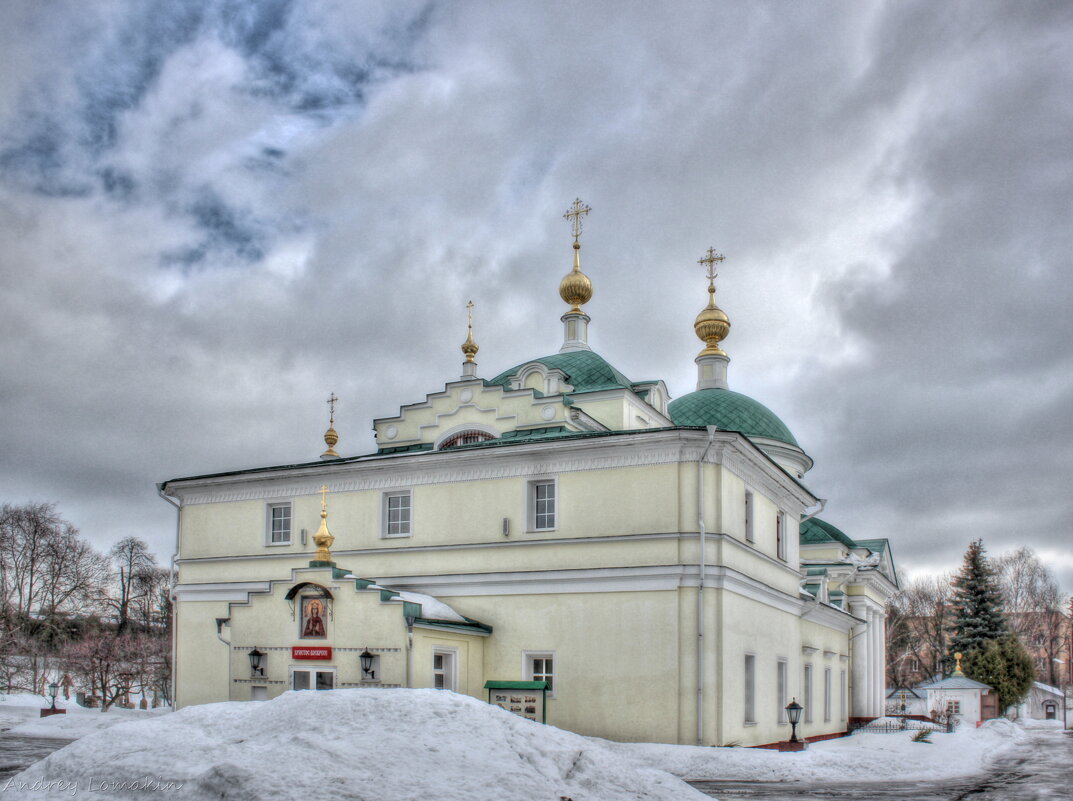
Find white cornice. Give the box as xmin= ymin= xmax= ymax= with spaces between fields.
xmin=165 ymin=429 xmax=814 ymax=509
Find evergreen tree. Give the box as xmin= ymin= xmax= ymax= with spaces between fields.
xmin=948 ymin=539 xmax=1007 ymax=663
xmin=962 ymin=634 xmax=1034 ymax=712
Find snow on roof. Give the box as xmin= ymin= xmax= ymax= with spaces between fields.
xmin=919 ymin=675 xmax=992 ymax=691
xmin=10 ymin=689 xmax=709 ymax=801
xmin=388 ymin=589 xmax=468 ymax=623
xmin=1033 ymin=681 xmax=1064 ymax=696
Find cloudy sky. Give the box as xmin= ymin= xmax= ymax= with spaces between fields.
xmin=1 ymin=1 xmax=1070 ymax=594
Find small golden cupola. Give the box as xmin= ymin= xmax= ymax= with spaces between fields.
xmin=311 ymin=484 xmax=335 ymax=564
xmin=320 ymin=392 xmax=341 ymax=460
xmin=694 ymin=247 xmax=732 ymax=390
xmin=559 ymin=198 xmax=594 ymax=353
xmin=461 ymin=300 xmax=479 ymax=379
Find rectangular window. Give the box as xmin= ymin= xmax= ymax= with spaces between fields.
xmin=803 ymin=664 xmax=813 ymax=723
xmin=824 ymin=667 xmax=832 ymax=722
xmin=776 ymin=512 xmax=786 ymax=561
xmin=292 ymin=668 xmax=334 ymax=691
xmin=267 ymin=502 xmax=291 ymax=545
xmin=744 ymin=654 xmax=756 ymax=724
xmin=744 ymin=490 xmax=754 ymax=542
xmin=840 ymin=670 xmax=847 ymax=721
xmin=382 ymin=491 xmax=412 ymax=538
xmin=777 ymin=659 xmax=788 ymax=724
xmin=525 ymin=652 xmax=555 ymax=696
xmin=529 ymin=479 xmax=556 ymax=531
xmin=433 ymin=650 xmax=456 ymax=691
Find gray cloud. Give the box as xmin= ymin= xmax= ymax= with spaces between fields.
xmin=1 ymin=0 xmax=1070 ymax=595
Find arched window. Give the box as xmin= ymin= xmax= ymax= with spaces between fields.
xmin=440 ymin=430 xmax=496 ymax=449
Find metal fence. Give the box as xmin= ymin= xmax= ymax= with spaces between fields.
xmin=848 ymin=717 xmax=953 ymax=735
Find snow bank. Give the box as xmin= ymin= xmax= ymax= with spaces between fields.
xmin=1 ymin=692 xmax=171 ymax=740
xmin=6 ymin=689 xmax=709 ymax=801
xmin=613 ymin=717 xmax=1028 ymax=783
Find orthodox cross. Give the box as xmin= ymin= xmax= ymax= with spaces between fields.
xmin=326 ymin=392 xmax=338 ymax=425
xmin=319 ymin=484 xmax=330 ymax=513
xmin=563 ymin=198 xmax=592 ymax=241
xmin=466 ymin=300 xmax=474 ymax=332
xmin=698 ymin=247 xmax=725 ymax=283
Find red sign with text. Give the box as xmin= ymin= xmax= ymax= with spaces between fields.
xmin=292 ymin=646 xmax=332 ymax=660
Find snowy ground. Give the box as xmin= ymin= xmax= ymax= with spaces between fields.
xmin=0 ymin=692 xmax=170 ymax=739
xmin=1 ymin=688 xmax=1055 ymax=800
xmin=614 ymin=717 xmax=1032 ymax=784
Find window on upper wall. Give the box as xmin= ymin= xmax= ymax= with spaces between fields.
xmin=525 ymin=652 xmax=555 ymax=697
xmin=776 ymin=512 xmax=787 ymax=561
xmin=267 ymin=502 xmax=291 ymax=545
xmin=803 ymin=664 xmax=813 ymax=723
xmin=382 ymin=491 xmax=412 ymax=538
xmin=440 ymin=430 xmax=496 ymax=449
xmin=744 ymin=654 xmax=756 ymax=724
xmin=529 ymin=479 xmax=556 ymax=531
xmin=840 ymin=670 xmax=847 ymax=721
xmin=744 ymin=491 xmax=754 ymax=542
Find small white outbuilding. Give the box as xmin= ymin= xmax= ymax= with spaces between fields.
xmin=918 ymin=669 xmax=993 ymax=727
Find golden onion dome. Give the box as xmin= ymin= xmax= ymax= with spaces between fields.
xmin=560 ymin=242 xmax=593 ymax=312
xmin=694 ymin=286 xmax=730 ymax=356
xmin=461 ymin=331 xmax=479 ymax=362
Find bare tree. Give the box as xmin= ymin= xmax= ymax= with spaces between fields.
xmin=885 ymin=575 xmax=953 ymax=686
xmin=106 ymin=537 xmax=157 ymax=633
xmin=995 ymin=547 xmax=1071 ymax=687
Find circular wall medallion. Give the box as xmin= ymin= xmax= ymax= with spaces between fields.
xmin=385 ymin=424 xmax=398 ymax=440
xmin=541 ymin=405 xmax=556 ymax=421
xmin=460 ymin=388 xmax=473 ymax=403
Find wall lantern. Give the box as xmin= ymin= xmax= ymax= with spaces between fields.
xmin=785 ymin=698 xmax=803 ymax=743
xmin=248 ymin=648 xmax=266 ymax=677
xmin=360 ymin=649 xmax=376 ymax=680
xmin=48 ymin=682 xmax=59 ymax=710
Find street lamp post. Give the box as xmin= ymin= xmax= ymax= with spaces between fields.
xmin=785 ymin=698 xmax=803 ymax=744
xmin=48 ymin=682 xmax=59 ymax=711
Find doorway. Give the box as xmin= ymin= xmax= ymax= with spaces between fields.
xmin=292 ymin=668 xmax=335 ymax=690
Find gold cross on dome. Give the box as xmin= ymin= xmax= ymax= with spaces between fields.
xmin=698 ymin=247 xmax=725 ymax=282
xmin=466 ymin=300 xmax=474 ymax=328
xmin=563 ymin=198 xmax=592 ymax=241
xmin=326 ymin=392 xmax=338 ymax=425
xmin=319 ymin=484 xmax=330 ymax=513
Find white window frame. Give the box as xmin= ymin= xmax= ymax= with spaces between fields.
xmin=266 ymin=502 xmax=292 ymax=546
xmin=382 ymin=490 xmax=412 ymax=538
xmin=777 ymin=659 xmax=789 ymax=724
xmin=290 ymin=666 xmax=336 ymax=691
xmin=840 ymin=669 xmax=847 ymax=721
xmin=776 ymin=511 xmax=787 ymax=561
xmin=744 ymin=490 xmax=754 ymax=543
xmin=824 ymin=667 xmax=832 ymax=722
xmin=527 ymin=478 xmax=557 ymax=532
xmin=524 ymin=651 xmax=556 ymax=698
xmin=433 ymin=648 xmax=457 ymax=691
xmin=744 ymin=653 xmax=756 ymax=725
xmin=803 ymin=663 xmax=813 ymax=723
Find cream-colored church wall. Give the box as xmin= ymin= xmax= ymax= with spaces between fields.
xmin=797 ymin=619 xmax=851 ymax=739
xmin=411 ymin=630 xmax=485 ymax=698
xmin=174 ymin=600 xmax=232 ymax=708
xmin=844 ymin=583 xmax=889 ymax=606
xmin=446 ymin=590 xmax=682 ymax=743
xmin=176 ymin=463 xmax=683 ymax=562
xmin=716 ymin=591 xmax=802 ymax=746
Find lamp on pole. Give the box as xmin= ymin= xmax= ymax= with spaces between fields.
xmin=785 ymin=698 xmax=803 ymax=744
xmin=47 ymin=682 xmax=59 ymax=711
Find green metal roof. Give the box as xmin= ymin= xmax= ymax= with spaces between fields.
xmin=488 ymin=350 xmax=634 ymax=394
xmin=667 ymin=388 xmax=799 ymax=446
xmin=800 ymin=517 xmax=858 ymax=549
xmin=484 ymin=680 xmax=549 ymax=691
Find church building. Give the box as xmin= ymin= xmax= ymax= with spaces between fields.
xmin=160 ymin=200 xmax=898 ymax=747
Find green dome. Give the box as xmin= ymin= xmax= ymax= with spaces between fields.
xmin=800 ymin=517 xmax=858 ymax=549
xmin=668 ymin=388 xmax=799 ymax=447
xmin=488 ymin=350 xmax=633 ymax=394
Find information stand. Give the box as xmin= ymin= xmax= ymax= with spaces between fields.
xmin=484 ymin=680 xmax=548 ymax=723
